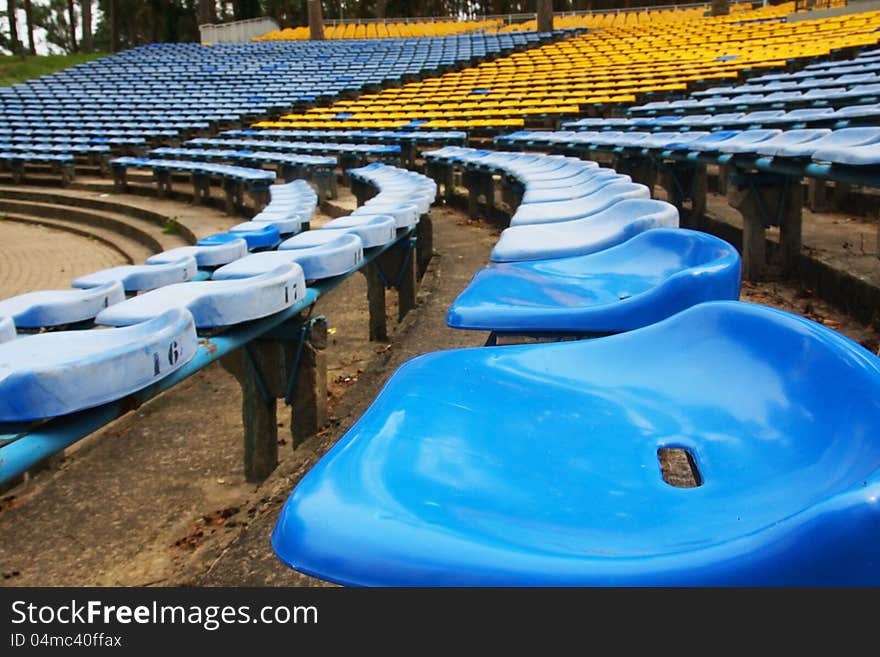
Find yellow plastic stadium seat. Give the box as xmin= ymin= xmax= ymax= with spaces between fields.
xmin=266 ymin=3 xmax=880 ymax=130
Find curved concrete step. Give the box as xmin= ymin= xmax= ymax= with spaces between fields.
xmin=0 ymin=198 xmax=189 ymax=260
xmin=0 ymin=187 xmax=185 ymax=234
xmin=1 ymin=213 xmax=151 ymax=266
xmin=0 ymin=180 xmax=244 ymax=244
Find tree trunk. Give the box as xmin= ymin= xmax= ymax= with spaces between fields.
xmin=307 ymin=0 xmax=324 ymax=40
xmin=536 ymin=0 xmax=553 ymax=32
xmin=281 ymin=0 xmax=294 ymax=26
xmin=375 ymin=0 xmax=385 ymax=18
xmin=109 ymin=0 xmax=119 ymax=52
xmin=81 ymin=0 xmax=92 ymax=52
xmin=66 ymin=0 xmax=78 ymax=52
xmin=711 ymin=0 xmax=730 ymax=16
xmin=7 ymin=0 xmax=22 ymax=57
xmin=23 ymin=0 xmax=35 ymax=54
xmin=199 ymin=0 xmax=216 ymax=23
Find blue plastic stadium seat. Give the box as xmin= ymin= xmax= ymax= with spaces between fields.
xmin=762 ymin=108 xmax=836 ymax=125
xmin=197 ymin=223 xmax=281 ymax=250
xmin=212 ymin=231 xmax=364 ymax=281
xmin=753 ymin=129 xmax=832 ymax=156
xmin=491 ymin=199 xmax=679 ymax=262
xmin=641 ymin=131 xmax=710 ymax=149
xmin=272 ymin=301 xmax=880 ymax=586
xmin=666 ymin=130 xmax=740 ymax=151
xmin=269 ymin=179 xmax=319 ymax=213
xmin=0 ymin=308 xmax=198 ymax=422
xmin=520 ymin=171 xmax=631 ymax=204
xmin=95 ymin=263 xmax=305 ymax=328
xmin=251 ymin=208 xmax=309 ymax=235
xmin=833 ymin=103 xmax=880 ymax=119
xmin=812 ymin=142 xmax=880 ymax=165
xmin=734 ymin=110 xmax=786 ymax=125
xmin=773 ymin=127 xmax=880 ymax=158
xmin=714 ymin=129 xmax=783 ymax=154
xmin=145 ymin=239 xmax=248 ymax=268
xmin=712 ymin=93 xmax=765 ymax=107
xmin=0 ymin=316 xmax=15 ymax=343
xmin=71 ymin=257 xmax=198 ymax=293
xmin=320 ymin=214 xmax=397 ymax=249
xmin=352 ymin=202 xmax=420 ymax=229
xmin=0 ymin=282 xmax=124 ymax=328
xmin=760 ymin=91 xmax=804 ymax=105
xmin=510 ymin=182 xmax=651 ymax=226
xmin=676 ymin=114 xmax=714 ymax=126
xmin=585 ymin=131 xmax=628 ymax=146
xmin=511 ymin=161 xmax=594 ymax=183
xmin=374 ymin=188 xmax=434 ymax=215
xmin=524 ymin=166 xmax=609 ymax=192
xmin=448 ymin=229 xmax=740 ymax=334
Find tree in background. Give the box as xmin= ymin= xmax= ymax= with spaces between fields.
xmin=537 ymin=0 xmax=553 ymax=31
xmin=0 ymin=0 xmax=748 ymax=55
xmin=66 ymin=0 xmax=76 ymax=50
xmin=6 ymin=0 xmax=23 ymax=55
xmin=711 ymin=0 xmax=730 ymax=16
xmin=198 ymin=0 xmax=216 ymax=23
xmin=307 ymin=0 xmax=322 ymax=39
xmin=261 ymin=0 xmax=301 ymax=28
xmin=233 ymin=0 xmax=260 ymax=19
xmin=30 ymin=0 xmax=75 ymax=53
xmin=23 ymin=0 xmax=36 ymax=53
xmin=80 ymin=0 xmax=92 ymax=50
xmin=91 ymin=0 xmax=199 ymax=50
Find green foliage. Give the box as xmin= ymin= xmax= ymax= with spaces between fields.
xmin=162 ymin=217 xmax=181 ymax=235
xmin=35 ymin=0 xmax=75 ymax=54
xmin=0 ymin=52 xmax=106 ymax=86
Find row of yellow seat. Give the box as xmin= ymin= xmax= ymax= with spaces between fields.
xmin=495 ymin=2 xmax=754 ymax=32
xmin=258 ymin=3 xmax=880 ymax=130
xmin=254 ymin=18 xmax=503 ymax=41
xmin=499 ymin=7 xmax=699 ymax=32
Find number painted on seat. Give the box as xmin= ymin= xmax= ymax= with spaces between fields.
xmin=167 ymin=340 xmax=180 ymax=366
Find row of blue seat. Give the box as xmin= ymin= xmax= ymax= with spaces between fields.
xmin=185 ymin=137 xmax=401 ymax=160
xmin=692 ymin=70 xmax=880 ymax=97
xmin=625 ymin=47 xmax=880 ymax=120
xmin=224 ymin=128 xmax=468 ymax=146
xmin=0 ymin=33 xmax=558 ymax=163
xmin=753 ymin=46 xmax=880 ymax=81
xmin=1 ymin=127 xmax=180 ymax=140
xmin=110 ymin=156 xmax=277 ymax=184
xmin=0 ymin=34 xmax=549 ymax=132
xmin=498 ymin=126 xmax=880 ymax=165
xmin=0 ymin=166 xmax=435 ymax=425
xmin=628 ymin=84 xmax=880 ymax=115
xmin=0 ymin=102 xmax=264 ymax=112
xmin=0 ymin=141 xmax=109 ymax=156
xmin=564 ymin=104 xmax=880 ymax=131
xmin=1 ymin=135 xmax=147 ymax=147
xmin=270 ymin=143 xmax=880 ymax=586
xmin=0 ymin=151 xmax=75 ymax=184
xmin=146 ymin=147 xmax=337 ymax=170
xmin=5 ymin=120 xmax=210 ymax=131
xmin=422 ymin=146 xmax=738 ymax=332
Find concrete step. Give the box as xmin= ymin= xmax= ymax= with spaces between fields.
xmin=0 ymin=182 xmax=241 ymax=242
xmin=1 ymin=213 xmax=150 ymax=266
xmin=0 ymin=197 xmax=190 ymax=265
xmin=0 ymin=186 xmax=193 ymax=240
